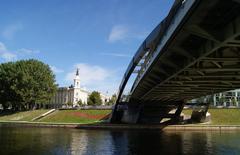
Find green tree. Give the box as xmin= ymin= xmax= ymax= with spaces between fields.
xmin=106 ymin=94 xmax=117 ymax=105
xmin=87 ymin=91 xmax=102 ymax=106
xmin=0 ymin=62 xmax=22 ymax=110
xmin=0 ymin=59 xmax=57 ymax=111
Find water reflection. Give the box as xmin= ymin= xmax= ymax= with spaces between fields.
xmin=70 ymin=131 xmax=87 ymax=155
xmin=0 ymin=125 xmax=240 ymax=155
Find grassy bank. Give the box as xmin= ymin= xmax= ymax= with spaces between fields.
xmin=0 ymin=109 xmax=111 ymax=124
xmin=0 ymin=110 xmax=49 ymax=121
xmin=0 ymin=109 xmax=239 ymax=125
xmin=183 ymin=109 xmax=240 ymax=125
xmin=39 ymin=110 xmax=111 ymax=123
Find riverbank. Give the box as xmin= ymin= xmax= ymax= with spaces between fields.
xmin=0 ymin=109 xmax=111 ymax=123
xmin=1 ymin=121 xmax=240 ymax=131
xmin=0 ymin=110 xmax=49 ymax=121
xmin=0 ymin=109 xmax=240 ymax=130
xmin=183 ymin=109 xmax=240 ymax=125
xmin=1 ymin=109 xmax=240 ymax=124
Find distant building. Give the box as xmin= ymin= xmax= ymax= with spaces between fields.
xmin=191 ymin=89 xmax=240 ymax=107
xmin=100 ymin=93 xmax=110 ymax=105
xmin=49 ymin=69 xmax=109 ymax=107
xmin=213 ymin=89 xmax=240 ymax=107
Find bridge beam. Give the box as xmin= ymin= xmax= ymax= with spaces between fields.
xmin=184 ymin=25 xmax=223 ymax=43
xmin=233 ymin=0 xmax=240 ymax=4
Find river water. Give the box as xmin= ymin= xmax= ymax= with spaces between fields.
xmin=0 ymin=125 xmax=240 ymax=155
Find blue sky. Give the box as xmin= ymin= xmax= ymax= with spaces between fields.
xmin=0 ymin=0 xmax=174 ymax=94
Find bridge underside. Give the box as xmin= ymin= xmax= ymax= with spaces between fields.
xmin=131 ymin=0 xmax=240 ymax=103
xmin=111 ymin=0 xmax=240 ymax=124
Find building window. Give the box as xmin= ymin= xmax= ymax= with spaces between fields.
xmin=76 ymin=92 xmax=78 ymax=96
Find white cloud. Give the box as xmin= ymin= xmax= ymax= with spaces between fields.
xmin=0 ymin=42 xmax=17 ymax=61
xmin=108 ymin=25 xmax=128 ymax=42
xmin=17 ymin=48 xmax=40 ymax=55
xmin=108 ymin=24 xmax=148 ymax=43
xmin=66 ymin=63 xmax=110 ymax=84
xmin=100 ymin=52 xmax=132 ymax=58
xmin=0 ymin=42 xmax=7 ymax=51
xmin=2 ymin=23 xmax=23 ymax=40
xmin=50 ymin=65 xmax=64 ymax=73
xmin=65 ymin=63 xmax=119 ymax=94
xmin=0 ymin=42 xmax=40 ymax=62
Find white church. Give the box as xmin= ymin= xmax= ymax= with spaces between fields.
xmin=49 ymin=69 xmax=109 ymax=107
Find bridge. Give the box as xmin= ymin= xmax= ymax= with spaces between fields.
xmin=110 ymin=0 xmax=240 ymax=124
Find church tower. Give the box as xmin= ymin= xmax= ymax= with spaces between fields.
xmin=74 ymin=68 xmax=80 ymax=89
xmin=72 ymin=68 xmax=88 ymax=107
xmin=73 ymin=68 xmax=81 ymax=106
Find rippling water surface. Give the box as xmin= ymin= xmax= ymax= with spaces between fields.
xmin=0 ymin=125 xmax=240 ymax=155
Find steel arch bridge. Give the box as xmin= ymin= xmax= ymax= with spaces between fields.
xmin=110 ymin=0 xmax=240 ymax=123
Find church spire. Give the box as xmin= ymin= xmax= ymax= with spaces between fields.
xmin=76 ymin=68 xmax=79 ymax=76
xmin=74 ymin=68 xmax=80 ymax=88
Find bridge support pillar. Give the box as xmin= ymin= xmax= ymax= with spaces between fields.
xmin=172 ymin=102 xmax=185 ymax=122
xmin=191 ymin=103 xmax=211 ymax=123
xmin=109 ymin=104 xmax=124 ymax=123
xmin=175 ymin=102 xmax=184 ymax=117
xmin=121 ymin=104 xmax=141 ymax=124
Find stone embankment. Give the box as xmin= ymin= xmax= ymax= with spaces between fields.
xmin=1 ymin=122 xmax=240 ymax=131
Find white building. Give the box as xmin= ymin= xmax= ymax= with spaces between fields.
xmin=100 ymin=93 xmax=111 ymax=105
xmin=191 ymin=89 xmax=240 ymax=107
xmin=213 ymin=89 xmax=240 ymax=107
xmin=72 ymin=68 xmax=89 ymax=105
xmin=49 ymin=69 xmax=110 ymax=107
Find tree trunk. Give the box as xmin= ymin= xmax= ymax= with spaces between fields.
xmin=20 ymin=104 xmax=26 ymax=111
xmin=29 ymin=103 xmax=35 ymax=110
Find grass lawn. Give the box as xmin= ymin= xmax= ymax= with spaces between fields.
xmin=38 ymin=110 xmax=111 ymax=124
xmin=183 ymin=109 xmax=240 ymax=125
xmin=0 ymin=110 xmax=49 ymax=121
xmin=0 ymin=109 xmax=239 ymax=125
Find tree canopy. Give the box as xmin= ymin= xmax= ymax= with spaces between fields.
xmin=0 ymin=59 xmax=57 ymax=111
xmin=87 ymin=91 xmax=102 ymax=106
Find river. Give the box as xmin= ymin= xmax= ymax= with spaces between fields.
xmin=0 ymin=125 xmax=240 ymax=155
